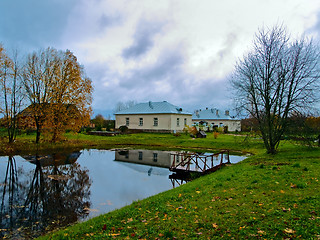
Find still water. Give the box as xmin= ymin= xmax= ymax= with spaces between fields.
xmin=0 ymin=149 xmax=245 ymax=239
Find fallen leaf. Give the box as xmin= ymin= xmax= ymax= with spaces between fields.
xmin=107 ymin=233 xmax=120 ymax=236
xmin=284 ymin=228 xmax=295 ymax=234
xmin=212 ymin=223 xmax=218 ymax=229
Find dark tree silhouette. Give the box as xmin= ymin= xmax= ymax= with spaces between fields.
xmin=0 ymin=152 xmax=92 ymax=239
xmin=231 ymin=25 xmax=320 ymax=154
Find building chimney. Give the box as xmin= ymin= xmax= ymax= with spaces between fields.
xmin=149 ymin=101 xmax=153 ymax=109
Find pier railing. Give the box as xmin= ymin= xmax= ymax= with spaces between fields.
xmin=169 ymin=150 xmax=231 ymax=187
xmin=170 ymin=150 xmax=230 ymax=173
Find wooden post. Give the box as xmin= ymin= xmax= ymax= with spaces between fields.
xmin=211 ymin=155 xmax=213 ymax=168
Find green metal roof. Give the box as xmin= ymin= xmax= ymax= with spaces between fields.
xmin=114 ymin=101 xmax=192 ymax=115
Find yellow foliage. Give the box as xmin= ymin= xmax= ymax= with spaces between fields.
xmin=213 ymin=132 xmax=219 ymax=139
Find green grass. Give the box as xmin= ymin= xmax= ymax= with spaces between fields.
xmin=0 ymin=131 xmax=264 ymax=156
xmin=1 ymin=129 xmax=319 ymax=239
xmin=36 ymin=142 xmax=320 ymax=239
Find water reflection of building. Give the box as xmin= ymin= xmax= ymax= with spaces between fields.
xmin=21 ymin=151 xmax=81 ymax=167
xmin=115 ymin=149 xmax=174 ymax=168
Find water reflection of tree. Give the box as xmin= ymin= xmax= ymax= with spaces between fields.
xmin=0 ymin=154 xmax=92 ymax=239
xmin=0 ymin=156 xmax=26 ymax=239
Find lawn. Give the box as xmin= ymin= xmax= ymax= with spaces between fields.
xmin=29 ymin=133 xmax=319 ymax=239
xmin=0 ymin=130 xmax=319 ymax=239
xmin=0 ymin=130 xmax=263 ymax=156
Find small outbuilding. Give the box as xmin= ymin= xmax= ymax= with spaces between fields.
xmin=192 ymin=108 xmax=241 ymax=132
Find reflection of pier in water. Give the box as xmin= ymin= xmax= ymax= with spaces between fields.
xmin=115 ymin=149 xmax=233 ymax=188
xmin=169 ymin=150 xmax=231 ymax=187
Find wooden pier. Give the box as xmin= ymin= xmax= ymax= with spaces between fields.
xmin=169 ymin=150 xmax=230 ymax=187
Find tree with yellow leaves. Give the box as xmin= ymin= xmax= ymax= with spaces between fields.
xmin=22 ymin=47 xmax=92 ymax=143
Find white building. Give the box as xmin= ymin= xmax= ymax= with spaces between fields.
xmin=192 ymin=108 xmax=241 ymax=132
xmin=114 ymin=101 xmax=192 ymax=133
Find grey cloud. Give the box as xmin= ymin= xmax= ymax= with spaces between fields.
xmin=217 ymin=32 xmax=238 ymax=61
xmin=311 ymin=12 xmax=320 ymax=41
xmin=92 ymin=44 xmax=233 ymax=114
xmin=99 ymin=14 xmax=120 ymax=30
xmin=120 ymin=50 xmax=184 ymax=89
xmin=0 ymin=0 xmax=77 ymax=50
xmin=122 ymin=20 xmax=164 ymax=59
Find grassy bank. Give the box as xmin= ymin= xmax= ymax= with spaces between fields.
xmin=1 ymin=130 xmax=319 ymax=239
xmin=31 ymin=134 xmax=319 ymax=239
xmin=0 ymin=131 xmax=264 ymax=156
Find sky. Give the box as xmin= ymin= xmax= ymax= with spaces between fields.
xmin=1 ymin=0 xmax=320 ymax=117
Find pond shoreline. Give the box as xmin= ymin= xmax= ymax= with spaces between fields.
xmin=0 ymin=133 xmax=252 ymax=157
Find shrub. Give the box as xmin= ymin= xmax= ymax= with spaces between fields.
xmin=119 ymin=125 xmax=128 ymax=133
xmin=213 ymin=132 xmax=219 ymax=139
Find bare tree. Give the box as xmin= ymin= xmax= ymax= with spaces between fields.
xmin=114 ymin=100 xmax=137 ymax=113
xmin=22 ymin=48 xmax=59 ymax=143
xmin=0 ymin=45 xmax=24 ymax=143
xmin=231 ymin=25 xmax=320 ymax=154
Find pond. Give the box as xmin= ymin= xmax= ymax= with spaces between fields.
xmin=0 ymin=149 xmax=245 ymax=239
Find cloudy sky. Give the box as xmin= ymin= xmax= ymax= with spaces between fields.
xmin=1 ymin=0 xmax=320 ymax=117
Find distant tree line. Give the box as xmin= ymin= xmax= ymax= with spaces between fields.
xmin=0 ymin=45 xmax=93 ymax=143
xmin=242 ymin=114 xmax=320 ymax=142
xmin=90 ymin=114 xmax=115 ymax=131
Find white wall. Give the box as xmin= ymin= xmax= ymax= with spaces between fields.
xmin=192 ymin=119 xmax=241 ymax=132
xmin=116 ymin=114 xmax=192 ymax=132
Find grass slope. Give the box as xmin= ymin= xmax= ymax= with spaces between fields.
xmin=34 ymin=136 xmax=320 ymax=239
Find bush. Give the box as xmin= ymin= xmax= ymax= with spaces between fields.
xmin=119 ymin=125 xmax=128 ymax=133
xmin=213 ymin=132 xmax=219 ymax=139
xmin=188 ymin=126 xmax=198 ymax=136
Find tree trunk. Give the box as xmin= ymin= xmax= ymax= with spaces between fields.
xmin=36 ymin=130 xmax=41 ymax=144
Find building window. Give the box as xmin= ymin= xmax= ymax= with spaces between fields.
xmin=154 ymin=118 xmax=158 ymax=126
xmin=138 ymin=151 xmax=143 ymax=160
xmin=177 ymin=118 xmax=180 ymax=126
xmin=139 ymin=118 xmax=143 ymax=126
xmin=184 ymin=118 xmax=187 ymax=126
xmin=125 ymin=118 xmax=129 ymax=126
xmin=153 ymin=153 xmax=158 ymax=162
